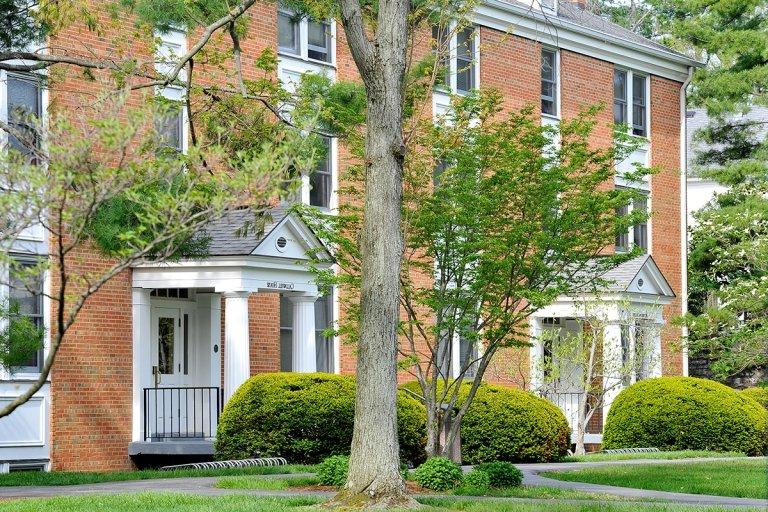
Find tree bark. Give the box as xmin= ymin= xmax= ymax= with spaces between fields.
xmin=328 ymin=0 xmax=416 ymax=507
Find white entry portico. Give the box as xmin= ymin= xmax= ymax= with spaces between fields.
xmin=128 ymin=206 xmax=332 ymax=449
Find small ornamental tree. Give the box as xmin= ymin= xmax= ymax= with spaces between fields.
xmin=535 ymin=298 xmax=661 ymax=455
xmin=301 ymin=90 xmax=651 ymax=461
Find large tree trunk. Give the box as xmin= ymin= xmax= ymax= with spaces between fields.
xmin=329 ymin=0 xmax=415 ymax=507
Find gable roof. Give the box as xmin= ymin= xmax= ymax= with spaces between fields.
xmin=597 ymin=254 xmax=675 ymax=297
xmin=201 ymin=204 xmax=330 ymax=260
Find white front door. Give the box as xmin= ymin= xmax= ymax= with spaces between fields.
xmin=149 ymin=307 xmax=191 ymax=438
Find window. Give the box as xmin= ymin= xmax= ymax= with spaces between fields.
xmin=278 ymin=10 xmax=300 ymax=55
xmin=8 ymin=257 xmax=45 ymax=373
xmin=278 ymin=8 xmax=333 ymax=64
xmin=431 ymin=25 xmax=450 ymax=89
xmin=309 ymin=137 xmax=332 ymax=208
xmin=314 ymin=294 xmax=334 ymax=372
xmin=6 ymin=73 xmax=42 ymax=158
xmin=307 ymin=20 xmax=331 ymax=62
xmin=632 ymin=194 xmax=648 ymax=251
xmin=456 ymin=27 xmax=475 ymax=94
xmin=154 ymin=101 xmax=184 ymax=152
xmin=458 ymin=330 xmax=478 ymax=379
xmin=279 ymin=295 xmax=293 ymax=371
xmin=541 ymin=49 xmax=558 ymax=116
xmin=615 ymin=188 xmax=648 ymax=253
xmin=431 ymin=24 xmax=477 ymax=94
xmin=613 ymin=70 xmax=627 ymax=126
xmin=613 ymin=69 xmax=647 ymax=137
xmin=632 ymin=74 xmax=647 ymax=137
xmin=280 ymin=294 xmax=335 ymax=372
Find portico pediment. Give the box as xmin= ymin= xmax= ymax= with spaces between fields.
xmin=251 ymin=211 xmax=332 ymax=262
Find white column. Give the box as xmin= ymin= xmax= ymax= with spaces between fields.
xmin=223 ymin=291 xmax=250 ymax=403
xmin=288 ymin=294 xmax=317 ymax=372
xmin=132 ymin=287 xmax=152 ymax=442
xmin=529 ymin=318 xmax=544 ymax=391
xmin=602 ymin=322 xmax=624 ymax=425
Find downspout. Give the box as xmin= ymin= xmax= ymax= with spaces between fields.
xmin=680 ymin=65 xmax=694 ymax=376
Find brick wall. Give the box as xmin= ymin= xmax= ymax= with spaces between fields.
xmin=650 ymin=76 xmax=684 ymax=376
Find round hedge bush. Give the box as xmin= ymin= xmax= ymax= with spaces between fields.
xmin=215 ymin=373 xmax=427 ymax=464
xmin=603 ymin=377 xmax=768 ymax=455
xmin=460 ymin=384 xmax=570 ymax=464
xmin=413 ymin=457 xmax=463 ymax=491
xmin=474 ymin=461 xmax=523 ymax=488
xmin=742 ymin=387 xmax=768 ymax=409
xmin=317 ymin=455 xmax=349 ymax=486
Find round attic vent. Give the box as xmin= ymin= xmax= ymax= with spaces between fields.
xmin=276 ymin=236 xmax=288 ymax=252
xmin=637 ymin=278 xmax=644 ymax=288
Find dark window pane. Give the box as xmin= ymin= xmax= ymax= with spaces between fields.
xmin=541 ymin=50 xmax=557 ymax=116
xmin=315 ymin=295 xmax=334 ymax=372
xmin=309 ymin=138 xmax=332 ymax=208
xmin=7 ymin=75 xmax=41 ymax=156
xmin=9 ymin=259 xmax=44 ymax=370
xmin=615 ymin=203 xmax=630 ymax=252
xmin=456 ymin=28 xmax=475 ymax=93
xmin=278 ymin=12 xmax=299 ymax=53
xmin=613 ymin=70 xmax=627 ymax=125
xmin=158 ymin=317 xmax=175 ymax=374
xmin=432 ymin=25 xmax=450 ymax=88
xmin=307 ymin=20 xmax=330 ymax=62
xmin=633 ymin=195 xmax=648 ymax=251
xmin=632 ymin=74 xmax=647 ymax=136
xmin=155 ymin=104 xmax=183 ymax=152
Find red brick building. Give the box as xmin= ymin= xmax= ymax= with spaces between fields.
xmin=0 ymin=0 xmax=698 ymax=471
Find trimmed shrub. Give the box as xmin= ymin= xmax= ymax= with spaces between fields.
xmin=413 ymin=457 xmax=463 ymax=491
xmin=474 ymin=461 xmax=523 ymax=488
xmin=742 ymin=387 xmax=768 ymax=409
xmin=460 ymin=384 xmax=570 ymax=464
xmin=455 ymin=469 xmax=491 ymax=495
xmin=215 ymin=373 xmax=427 ymax=464
xmin=317 ymin=455 xmax=349 ymax=487
xmin=603 ymin=377 xmax=768 ymax=455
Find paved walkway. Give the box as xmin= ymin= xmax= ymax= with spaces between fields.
xmin=0 ymin=457 xmax=764 ymax=509
xmin=515 ymin=457 xmax=768 ymax=509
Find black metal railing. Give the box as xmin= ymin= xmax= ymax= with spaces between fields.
xmin=143 ymin=387 xmax=222 ymax=441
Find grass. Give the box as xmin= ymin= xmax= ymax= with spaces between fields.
xmin=562 ymin=451 xmax=746 ymax=463
xmin=544 ymin=458 xmax=768 ymax=499
xmin=454 ymin=485 xmax=643 ymax=501
xmin=0 ymin=464 xmax=316 ymax=487
xmin=2 ymin=493 xmax=761 ymax=512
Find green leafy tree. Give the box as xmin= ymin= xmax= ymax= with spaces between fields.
xmin=301 ymin=90 xmax=650 ymax=462
xmin=655 ymin=0 xmax=768 ymax=381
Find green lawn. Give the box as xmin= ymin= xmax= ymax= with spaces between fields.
xmin=562 ymin=451 xmax=746 ymax=463
xmin=0 ymin=465 xmax=316 ymax=487
xmin=544 ymin=458 xmax=768 ymax=499
xmin=1 ymin=493 xmax=760 ymax=512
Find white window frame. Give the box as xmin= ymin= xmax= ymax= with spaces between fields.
xmin=154 ymin=29 xmax=189 ymax=154
xmin=277 ymin=8 xmax=336 ymax=68
xmin=614 ymin=68 xmax=650 ymax=139
xmin=433 ymin=22 xmax=480 ymax=96
xmin=540 ymin=47 xmax=560 ymax=120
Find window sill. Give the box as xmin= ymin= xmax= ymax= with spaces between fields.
xmin=278 ymin=51 xmax=336 ymax=70
xmin=541 ymin=113 xmax=560 ymax=122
